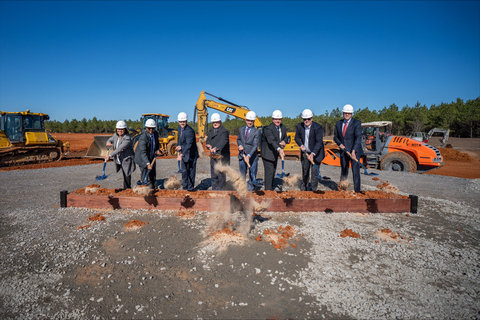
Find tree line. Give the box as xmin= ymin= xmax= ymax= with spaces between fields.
xmin=46 ymin=97 xmax=480 ymax=138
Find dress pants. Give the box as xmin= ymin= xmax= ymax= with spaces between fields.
xmin=239 ymin=157 xmax=258 ymax=191
xmin=211 ymin=163 xmax=226 ymax=190
xmin=262 ymin=158 xmax=278 ymax=191
xmin=300 ymin=153 xmax=319 ymax=191
xmin=116 ymin=163 xmax=132 ymax=189
xmin=181 ymin=158 xmax=197 ymax=191
xmin=340 ymin=154 xmax=361 ymax=192
xmin=140 ymin=161 xmax=156 ymax=189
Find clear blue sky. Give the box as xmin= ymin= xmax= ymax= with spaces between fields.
xmin=1 ymin=1 xmax=479 ymax=123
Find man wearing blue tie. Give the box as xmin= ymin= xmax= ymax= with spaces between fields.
xmin=334 ymin=104 xmax=363 ymax=192
xmin=237 ymin=111 xmax=260 ymax=191
xmin=294 ymin=109 xmax=325 ymax=191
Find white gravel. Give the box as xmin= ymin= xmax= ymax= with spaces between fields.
xmin=1 ymin=158 xmax=479 ymax=319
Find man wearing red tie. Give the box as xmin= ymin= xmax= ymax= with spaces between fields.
xmin=334 ymin=104 xmax=363 ymax=192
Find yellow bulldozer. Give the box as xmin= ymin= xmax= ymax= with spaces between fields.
xmin=85 ymin=113 xmax=178 ymax=158
xmin=0 ymin=110 xmax=65 ymax=166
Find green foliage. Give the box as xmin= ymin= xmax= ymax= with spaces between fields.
xmin=44 ymin=97 xmax=480 ymax=138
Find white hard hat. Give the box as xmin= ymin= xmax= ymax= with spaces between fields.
xmin=272 ymin=110 xmax=283 ymax=119
xmin=145 ymin=119 xmax=156 ymax=128
xmin=177 ymin=112 xmax=188 ymax=122
xmin=211 ymin=113 xmax=222 ymax=122
xmin=116 ymin=120 xmax=127 ymax=129
xmin=342 ymin=104 xmax=354 ymax=113
xmin=246 ymin=111 xmax=256 ymax=121
xmin=301 ymin=109 xmax=314 ymax=119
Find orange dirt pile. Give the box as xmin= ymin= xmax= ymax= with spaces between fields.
xmin=377 ymin=228 xmax=411 ymax=242
xmin=71 ymin=188 xmax=408 ymax=200
xmin=375 ymin=180 xmax=399 ymax=194
xmin=124 ymin=219 xmax=148 ymax=231
xmin=438 ymin=148 xmax=474 ymax=162
xmin=340 ymin=228 xmax=361 ymax=238
xmin=207 ymin=226 xmax=242 ymax=238
xmin=88 ymin=213 xmax=106 ymax=222
xmin=256 ymin=225 xmax=297 ymax=250
xmin=87 ymin=184 xmax=100 ymax=188
xmin=178 ymin=210 xmax=196 ymax=219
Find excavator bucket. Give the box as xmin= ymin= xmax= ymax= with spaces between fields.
xmin=85 ymin=136 xmax=111 ymax=158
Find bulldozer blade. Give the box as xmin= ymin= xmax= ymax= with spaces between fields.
xmin=85 ymin=136 xmax=111 ymax=158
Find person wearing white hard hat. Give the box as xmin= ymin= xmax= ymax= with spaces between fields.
xmin=237 ymin=110 xmax=261 ymax=191
xmin=175 ymin=112 xmax=199 ymax=191
xmin=205 ymin=113 xmax=230 ymax=190
xmin=334 ymin=104 xmax=364 ymax=192
xmin=261 ymin=110 xmax=289 ymax=191
xmin=105 ymin=120 xmax=136 ymax=189
xmin=295 ymin=109 xmax=325 ymax=191
xmin=134 ymin=118 xmax=161 ymax=188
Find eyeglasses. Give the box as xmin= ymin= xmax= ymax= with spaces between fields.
xmin=303 ymin=118 xmax=312 ymax=121
xmin=146 ymin=127 xmax=155 ymax=130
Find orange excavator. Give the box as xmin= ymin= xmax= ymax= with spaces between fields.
xmin=321 ymin=121 xmax=444 ymax=173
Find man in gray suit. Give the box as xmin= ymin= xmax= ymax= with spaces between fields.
xmin=237 ymin=111 xmax=260 ymax=191
xmin=134 ymin=118 xmax=161 ymax=188
xmin=206 ymin=113 xmax=230 ymax=190
xmin=260 ymin=110 xmax=289 ymax=191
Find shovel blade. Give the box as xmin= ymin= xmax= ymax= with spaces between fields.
xmin=95 ymin=174 xmax=109 ymax=181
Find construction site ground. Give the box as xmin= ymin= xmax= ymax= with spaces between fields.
xmin=1 ymin=134 xmax=479 ymax=319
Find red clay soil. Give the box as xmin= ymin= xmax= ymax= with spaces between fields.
xmin=124 ymin=219 xmax=148 ymax=231
xmin=340 ymin=228 xmax=361 ymax=238
xmin=256 ymin=225 xmax=297 ymax=250
xmin=70 ymin=188 xmax=408 ymax=200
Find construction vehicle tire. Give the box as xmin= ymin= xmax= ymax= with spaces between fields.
xmin=166 ymin=140 xmax=177 ymax=156
xmin=380 ymin=152 xmax=417 ymax=173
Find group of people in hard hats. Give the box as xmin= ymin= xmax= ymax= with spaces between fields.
xmin=105 ymin=104 xmax=362 ymax=193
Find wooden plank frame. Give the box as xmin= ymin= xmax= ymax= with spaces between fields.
xmin=63 ymin=189 xmax=416 ymax=213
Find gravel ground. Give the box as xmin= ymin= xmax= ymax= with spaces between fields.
xmin=1 ymin=158 xmax=479 ymax=319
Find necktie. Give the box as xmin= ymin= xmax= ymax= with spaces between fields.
xmin=278 ymin=126 xmax=281 ymax=139
xmin=343 ymin=121 xmax=348 ymax=137
xmin=150 ymin=134 xmax=155 ymax=156
xmin=245 ymin=127 xmax=250 ymax=139
xmin=305 ymin=126 xmax=310 ymax=152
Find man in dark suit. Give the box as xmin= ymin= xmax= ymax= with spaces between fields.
xmin=206 ymin=113 xmax=230 ymax=190
xmin=237 ymin=111 xmax=260 ymax=191
xmin=295 ymin=109 xmax=325 ymax=191
xmin=134 ymin=118 xmax=160 ymax=188
xmin=334 ymin=104 xmax=364 ymax=192
xmin=261 ymin=110 xmax=289 ymax=191
xmin=175 ymin=112 xmax=199 ymax=191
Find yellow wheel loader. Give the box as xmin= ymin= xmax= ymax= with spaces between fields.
xmin=0 ymin=110 xmax=65 ymax=167
xmin=85 ymin=113 xmax=178 ymax=158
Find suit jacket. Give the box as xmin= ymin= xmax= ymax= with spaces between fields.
xmin=177 ymin=125 xmax=199 ymax=163
xmin=237 ymin=125 xmax=260 ymax=162
xmin=134 ymin=130 xmax=159 ymax=168
xmin=334 ymin=118 xmax=364 ymax=156
xmin=107 ymin=133 xmax=136 ymax=176
xmin=260 ymin=122 xmax=288 ymax=162
xmin=206 ymin=125 xmax=230 ymax=165
xmin=295 ymin=121 xmax=325 ymax=163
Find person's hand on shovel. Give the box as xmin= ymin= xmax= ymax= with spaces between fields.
xmin=307 ymin=152 xmax=314 ymax=163
xmin=279 ymin=148 xmax=285 ymax=160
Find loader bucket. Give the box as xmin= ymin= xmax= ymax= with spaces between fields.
xmin=85 ymin=135 xmax=111 ymax=158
